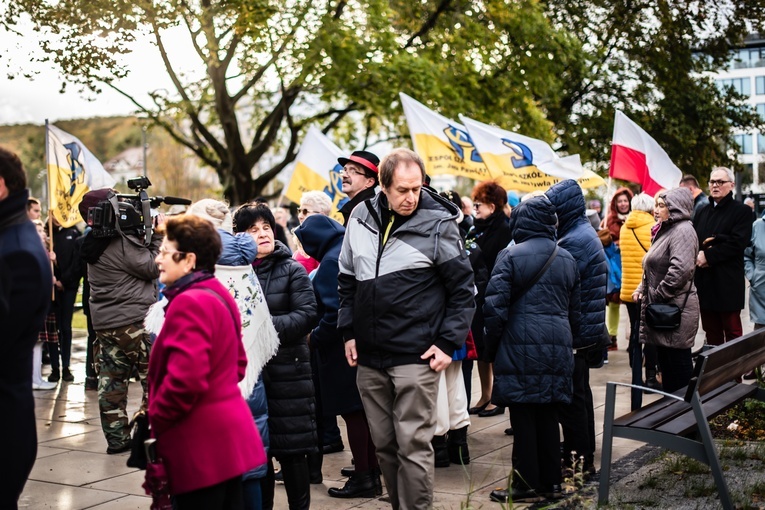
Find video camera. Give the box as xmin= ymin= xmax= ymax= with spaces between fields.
xmin=87 ymin=177 xmax=191 ymax=244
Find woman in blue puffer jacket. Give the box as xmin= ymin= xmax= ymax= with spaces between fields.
xmin=483 ymin=196 xmax=581 ymax=504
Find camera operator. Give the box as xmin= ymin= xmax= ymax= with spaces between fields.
xmin=78 ymin=188 xmax=163 ymax=454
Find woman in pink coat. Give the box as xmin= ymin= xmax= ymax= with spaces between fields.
xmin=149 ymin=214 xmax=266 ymax=509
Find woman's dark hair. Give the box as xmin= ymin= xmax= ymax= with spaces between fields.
xmin=472 ymin=180 xmax=507 ymax=211
xmin=164 ymin=214 xmax=222 ymax=272
xmin=233 ymin=202 xmax=276 ymax=233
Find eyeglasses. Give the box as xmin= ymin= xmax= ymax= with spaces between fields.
xmin=709 ymin=179 xmax=732 ymax=187
xmin=473 ymin=202 xmax=484 ymax=209
xmin=158 ymin=246 xmax=186 ymax=258
xmin=298 ymin=208 xmax=320 ymax=216
xmin=341 ymin=166 xmax=368 ymax=178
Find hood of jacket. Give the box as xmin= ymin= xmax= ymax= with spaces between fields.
xmin=608 ymin=187 xmax=634 ymax=216
xmin=294 ymin=215 xmax=345 ymax=261
xmin=511 ymin=196 xmax=557 ymax=244
xmin=624 ymin=209 xmax=656 ymax=230
xmin=659 ymin=187 xmax=693 ymax=224
xmin=545 ymin=179 xmax=587 ymax=237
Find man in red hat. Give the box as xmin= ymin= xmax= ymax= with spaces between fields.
xmin=338 ymin=150 xmax=379 ymax=226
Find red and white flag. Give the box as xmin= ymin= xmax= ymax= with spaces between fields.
xmin=609 ymin=111 xmax=681 ymax=196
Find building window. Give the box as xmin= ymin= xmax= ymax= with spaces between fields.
xmin=758 ymin=104 xmax=765 ymax=120
xmin=729 ymin=47 xmax=765 ymax=69
xmin=735 ymin=134 xmax=753 ymax=154
xmin=717 ymin=78 xmax=752 ymax=96
xmin=759 ymin=134 xmax=765 ymax=154
xmin=758 ymin=77 xmax=765 ymax=95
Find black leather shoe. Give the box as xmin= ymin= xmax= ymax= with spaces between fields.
xmin=477 ymin=406 xmax=505 ymax=418
xmin=85 ymin=377 xmax=98 ymax=391
xmin=323 ymin=441 xmax=344 ymax=454
xmin=62 ymin=367 xmax=74 ymax=383
xmin=48 ymin=369 xmax=60 ymax=383
xmin=328 ymin=471 xmax=378 ymax=498
xmin=340 ymin=466 xmax=355 ymax=477
xmin=504 ymin=427 xmax=514 ymax=436
xmin=543 ymin=484 xmax=564 ymax=500
xmin=490 ymin=487 xmax=544 ymax=503
xmin=106 ymin=443 xmax=131 ymax=455
xmin=468 ymin=402 xmax=489 ymax=415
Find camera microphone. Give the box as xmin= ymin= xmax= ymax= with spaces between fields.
xmin=160 ymin=196 xmax=193 ymax=205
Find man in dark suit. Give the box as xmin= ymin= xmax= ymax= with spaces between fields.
xmin=694 ymin=167 xmax=753 ymax=345
xmin=0 ymin=147 xmax=52 ymax=509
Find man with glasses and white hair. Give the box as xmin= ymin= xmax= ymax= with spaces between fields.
xmin=693 ymin=166 xmax=753 ymax=346
xmin=338 ymin=150 xmax=379 ymax=226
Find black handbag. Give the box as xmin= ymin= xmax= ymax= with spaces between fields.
xmin=643 ymin=272 xmax=691 ymax=331
xmin=126 ymin=410 xmax=150 ymax=470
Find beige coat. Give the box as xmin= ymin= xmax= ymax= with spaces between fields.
xmin=637 ymin=187 xmax=699 ymax=349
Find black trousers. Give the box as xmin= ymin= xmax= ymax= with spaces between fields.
xmin=656 ymin=346 xmax=693 ymax=393
xmin=558 ymin=352 xmax=595 ymax=466
xmin=509 ymin=403 xmax=561 ymax=491
xmin=174 ymin=476 xmax=244 ymax=510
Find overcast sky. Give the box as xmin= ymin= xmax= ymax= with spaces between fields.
xmin=0 ymin=19 xmax=197 ymax=125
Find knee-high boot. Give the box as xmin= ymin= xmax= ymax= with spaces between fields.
xmin=279 ymin=455 xmax=311 ymax=510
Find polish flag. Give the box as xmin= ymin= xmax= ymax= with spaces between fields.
xmin=609 ymin=111 xmax=681 ymax=196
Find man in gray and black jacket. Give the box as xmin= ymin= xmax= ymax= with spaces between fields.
xmin=338 ymin=148 xmax=475 ymax=510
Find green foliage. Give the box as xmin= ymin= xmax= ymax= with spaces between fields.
xmin=4 ymin=0 xmax=765 ymax=201
xmin=544 ymin=0 xmax=765 ymax=178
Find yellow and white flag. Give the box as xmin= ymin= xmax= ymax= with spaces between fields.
xmin=460 ymin=116 xmax=605 ymax=191
xmin=282 ymin=126 xmax=347 ymax=222
xmin=400 ymin=93 xmax=491 ymax=181
xmin=47 ymin=124 xmax=116 ymax=227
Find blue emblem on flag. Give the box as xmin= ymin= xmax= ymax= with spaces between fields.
xmin=323 ymin=164 xmax=349 ymax=210
xmin=64 ymin=142 xmax=85 ymax=197
xmin=501 ymin=139 xmax=534 ymax=169
xmin=444 ymin=125 xmax=483 ymax=163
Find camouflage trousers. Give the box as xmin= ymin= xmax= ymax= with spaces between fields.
xmin=94 ymin=322 xmax=150 ymax=448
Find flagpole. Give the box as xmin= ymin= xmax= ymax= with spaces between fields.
xmin=45 ymin=119 xmax=55 ymax=300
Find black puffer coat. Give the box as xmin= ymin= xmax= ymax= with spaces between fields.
xmin=253 ymin=240 xmax=319 ymax=457
xmin=546 ymin=180 xmax=608 ymax=349
xmin=484 ymin=197 xmax=580 ymax=405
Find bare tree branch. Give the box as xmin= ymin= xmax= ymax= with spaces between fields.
xmin=404 ymin=0 xmax=453 ymax=49
xmin=106 ymin=83 xmax=220 ymax=169
xmin=152 ymin=21 xmax=228 ymax=159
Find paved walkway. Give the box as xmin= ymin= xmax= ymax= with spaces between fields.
xmin=21 ymin=303 xmax=727 ymax=509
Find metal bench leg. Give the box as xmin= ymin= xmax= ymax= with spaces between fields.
xmin=598 ymin=383 xmax=617 ymax=506
xmin=691 ymin=395 xmax=733 ymax=510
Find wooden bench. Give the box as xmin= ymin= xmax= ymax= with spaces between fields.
xmin=598 ymin=329 xmax=765 ymax=509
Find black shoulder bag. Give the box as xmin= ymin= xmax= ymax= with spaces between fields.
xmin=644 ymin=272 xmax=691 ymax=331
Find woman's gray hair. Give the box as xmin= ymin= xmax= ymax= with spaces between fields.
xmin=186 ymin=199 xmax=233 ymax=232
xmin=711 ymin=166 xmax=735 ymax=183
xmin=631 ymin=193 xmax=655 ymax=213
xmin=300 ymin=191 xmax=332 ymax=215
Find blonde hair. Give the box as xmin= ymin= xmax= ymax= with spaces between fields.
xmin=300 ymin=191 xmax=332 ymax=216
xmin=187 ymin=199 xmax=234 ymax=232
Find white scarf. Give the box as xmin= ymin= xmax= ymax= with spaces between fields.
xmin=145 ymin=265 xmax=280 ymax=399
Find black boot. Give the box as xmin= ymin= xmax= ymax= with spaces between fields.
xmin=645 ymin=367 xmax=662 ymax=391
xmin=328 ymin=470 xmax=378 ymax=498
xmin=447 ymin=425 xmax=470 ymax=465
xmin=307 ymin=451 xmax=323 ymax=484
xmin=279 ymin=455 xmax=311 ymax=510
xmin=432 ymin=434 xmax=450 ymax=467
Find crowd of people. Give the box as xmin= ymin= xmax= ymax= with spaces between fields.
xmin=2 ymin=139 xmax=763 ymax=510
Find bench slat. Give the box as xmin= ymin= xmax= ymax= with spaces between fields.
xmin=696 ymin=331 xmax=765 ymax=397
xmin=613 ymin=382 xmax=738 ymax=430
xmin=656 ymin=383 xmax=759 ymax=436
